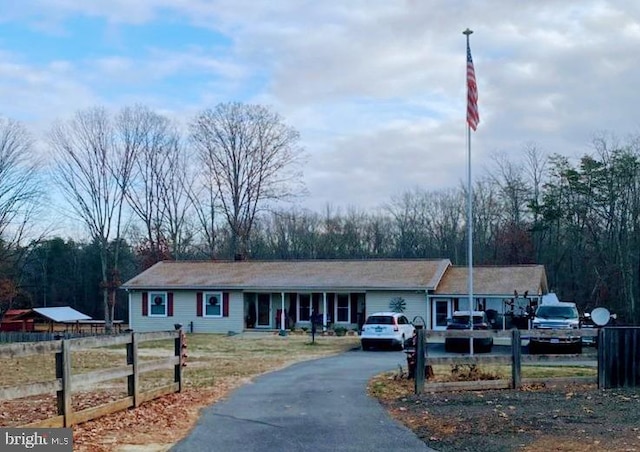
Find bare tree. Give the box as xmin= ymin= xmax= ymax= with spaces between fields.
xmin=254 ymin=208 xmax=322 ymax=259
xmin=0 ymin=118 xmax=42 ymax=246
xmin=489 ymin=151 xmax=532 ymax=226
xmin=119 ymin=106 xmax=193 ymax=263
xmin=523 ymin=143 xmax=548 ymax=262
xmin=385 ymin=189 xmax=432 ymax=258
xmin=190 ymin=102 xmax=304 ymax=258
xmin=430 ymin=189 xmax=465 ymax=262
xmin=469 ymin=177 xmax=501 ymax=263
xmin=188 ymin=171 xmax=220 ymax=259
xmin=523 ymin=144 xmax=548 ymax=216
xmin=50 ymin=107 xmax=135 ymax=331
xmin=0 ymin=118 xmax=45 ymax=318
xmin=157 ymin=136 xmax=194 ymax=259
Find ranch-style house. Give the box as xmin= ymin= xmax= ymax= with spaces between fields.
xmin=121 ymin=259 xmax=549 ymax=333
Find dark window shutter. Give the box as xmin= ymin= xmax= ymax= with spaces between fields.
xmin=142 ymin=292 xmax=148 ymax=316
xmin=350 ymin=295 xmax=358 ymax=324
xmin=289 ymin=293 xmax=297 ymax=319
xmin=223 ymin=292 xmax=229 ymax=317
xmin=196 ymin=292 xmax=203 ymax=317
xmin=328 ymin=295 xmax=335 ymax=324
xmin=167 ymin=292 xmax=174 ymax=317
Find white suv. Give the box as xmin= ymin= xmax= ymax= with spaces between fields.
xmin=361 ymin=312 xmax=415 ymax=350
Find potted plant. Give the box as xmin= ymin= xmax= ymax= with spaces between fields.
xmin=333 ymin=326 xmax=347 ymax=337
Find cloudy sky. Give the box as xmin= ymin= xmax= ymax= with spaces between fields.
xmin=2 ymin=0 xmax=639 ymax=213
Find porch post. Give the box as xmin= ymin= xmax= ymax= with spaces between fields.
xmin=322 ymin=292 xmax=327 ymax=332
xmin=281 ymin=292 xmax=286 ymax=332
xmin=425 ymin=290 xmax=429 ymax=328
xmin=502 ymin=300 xmax=507 ymax=331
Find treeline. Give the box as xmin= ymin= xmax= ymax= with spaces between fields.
xmin=0 ymin=103 xmax=639 ymax=325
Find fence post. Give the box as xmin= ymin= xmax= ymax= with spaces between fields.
xmin=414 ymin=328 xmax=425 ymax=395
xmin=55 ymin=339 xmax=72 ymax=426
xmin=597 ymin=328 xmax=605 ymax=389
xmin=127 ymin=332 xmax=140 ymax=407
xmin=511 ymin=329 xmax=521 ymax=389
xmin=175 ymin=329 xmax=185 ymax=393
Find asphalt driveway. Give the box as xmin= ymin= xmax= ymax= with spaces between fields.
xmin=171 ymin=348 xmax=435 ymax=452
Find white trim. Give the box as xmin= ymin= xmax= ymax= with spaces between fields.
xmin=280 ymin=292 xmax=286 ymax=330
xmin=149 ymin=292 xmax=168 ymax=317
xmin=322 ymin=292 xmax=327 ymax=332
xmin=334 ymin=293 xmax=350 ymax=323
xmin=432 ymin=299 xmax=451 ymax=330
xmin=203 ymin=292 xmax=223 ymax=318
xmin=297 ymin=293 xmax=311 ymax=322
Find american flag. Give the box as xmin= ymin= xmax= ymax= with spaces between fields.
xmin=466 ymin=41 xmax=479 ymax=131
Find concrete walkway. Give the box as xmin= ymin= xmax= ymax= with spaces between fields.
xmin=171 ymin=349 xmax=435 ymax=452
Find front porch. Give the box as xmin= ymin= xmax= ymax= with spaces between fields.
xmin=239 ymin=328 xmax=359 ymax=337
xmin=243 ymin=291 xmax=365 ymax=332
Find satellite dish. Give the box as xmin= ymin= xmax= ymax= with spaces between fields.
xmin=591 ymin=307 xmax=611 ymax=326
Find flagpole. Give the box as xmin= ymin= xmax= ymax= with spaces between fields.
xmin=463 ymin=28 xmax=475 ymax=356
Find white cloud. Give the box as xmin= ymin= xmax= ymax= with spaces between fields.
xmin=0 ymin=54 xmax=98 ymax=129
xmin=0 ymin=0 xmax=639 ymax=215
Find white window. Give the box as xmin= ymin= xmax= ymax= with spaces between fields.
xmin=204 ymin=292 xmax=223 ymax=317
xmin=298 ymin=294 xmax=311 ymax=321
xmin=149 ymin=292 xmax=167 ymax=317
xmin=336 ymin=294 xmax=350 ymax=323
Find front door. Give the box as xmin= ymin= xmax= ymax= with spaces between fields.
xmin=257 ymin=294 xmax=271 ymax=327
xmin=432 ymin=299 xmax=451 ymax=330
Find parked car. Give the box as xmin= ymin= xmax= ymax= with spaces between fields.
xmin=529 ymin=302 xmax=582 ymax=354
xmin=360 ymin=312 xmax=415 ymax=350
xmin=444 ymin=311 xmax=493 ymax=353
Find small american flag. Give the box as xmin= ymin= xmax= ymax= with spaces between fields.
xmin=466 ymin=41 xmax=479 ymax=131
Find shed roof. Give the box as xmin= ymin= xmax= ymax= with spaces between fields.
xmin=121 ymin=259 xmax=452 ymax=291
xmin=13 ymin=307 xmax=92 ymax=322
xmin=434 ymin=265 xmax=548 ymax=296
xmin=2 ymin=309 xmax=31 ymax=319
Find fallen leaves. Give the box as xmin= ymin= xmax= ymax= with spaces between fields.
xmin=72 ymin=379 xmax=242 ymax=451
xmin=373 ymin=379 xmax=640 ymax=452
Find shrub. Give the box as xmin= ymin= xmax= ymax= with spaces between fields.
xmin=450 ymin=364 xmax=500 ymax=381
xmin=333 ymin=326 xmax=347 ymax=336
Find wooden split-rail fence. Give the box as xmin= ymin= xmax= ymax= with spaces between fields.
xmin=412 ymin=327 xmax=640 ymax=393
xmin=0 ymin=330 xmax=185 ymax=427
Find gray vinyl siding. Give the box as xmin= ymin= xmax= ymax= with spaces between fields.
xmin=129 ymin=290 xmax=244 ymax=333
xmin=365 ymin=291 xmax=429 ymax=326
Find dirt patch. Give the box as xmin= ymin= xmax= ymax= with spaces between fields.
xmin=372 ymin=376 xmax=640 ymax=452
